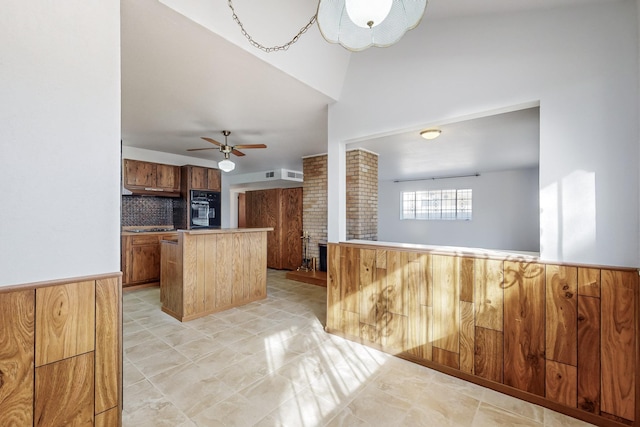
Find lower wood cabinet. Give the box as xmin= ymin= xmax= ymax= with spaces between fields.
xmin=327 ymin=243 xmax=639 ymax=427
xmin=122 ymin=233 xmax=177 ymax=288
xmin=0 ymin=274 xmax=122 ymax=426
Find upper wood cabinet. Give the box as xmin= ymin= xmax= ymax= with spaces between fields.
xmin=245 ymin=187 xmax=302 ymax=270
xmin=123 ymin=159 xmax=180 ymax=195
xmin=183 ymin=165 xmax=221 ymax=192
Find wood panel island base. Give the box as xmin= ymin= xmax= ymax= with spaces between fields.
xmin=327 ymin=241 xmax=639 ymax=427
xmin=160 ymin=228 xmax=271 ymax=322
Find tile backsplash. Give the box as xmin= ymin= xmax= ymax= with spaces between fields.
xmin=122 ymin=196 xmax=174 ymax=227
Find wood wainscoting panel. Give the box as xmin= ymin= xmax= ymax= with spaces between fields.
xmin=460 ymin=257 xmax=474 ymax=303
xmin=95 ymin=407 xmax=120 ymax=427
xmin=326 ymin=244 xmax=341 ymax=332
xmin=600 ymin=269 xmax=636 ymax=422
xmin=386 ymin=251 xmax=406 ymax=316
xmin=181 ymin=233 xmax=198 ymax=318
xmin=432 ymin=255 xmax=460 ymax=354
xmin=359 ymin=249 xmax=378 ymax=327
xmin=35 ymin=281 xmax=95 ymax=367
xmin=232 ymin=232 xmax=247 ymax=304
xmin=546 ymin=360 xmax=577 ymax=408
xmin=474 ymin=326 xmax=503 ymax=383
xmin=577 ymin=294 xmax=600 ymax=415
xmin=546 ymin=265 xmax=578 ymax=366
xmin=433 ymin=347 xmax=460 ymax=370
xmin=406 ymin=252 xmax=423 ymax=358
xmin=248 ymin=232 xmax=267 ymax=300
xmin=95 ymin=277 xmax=120 ymax=414
xmin=0 ymin=290 xmax=34 ymax=426
xmin=383 ymin=313 xmax=407 ymax=354
xmin=194 ymin=236 xmax=207 ymax=315
xmin=459 ymin=301 xmax=475 ymax=374
xmin=504 ymin=261 xmax=546 ymax=396
xmin=578 ymin=267 xmax=601 ymax=298
xmin=203 ymin=236 xmax=216 ymax=311
xmin=35 ymin=353 xmax=94 ymax=427
xmin=214 ymin=234 xmax=233 ymax=309
xmin=340 ymin=246 xmax=360 ymax=315
xmin=474 ymin=258 xmax=503 ymax=332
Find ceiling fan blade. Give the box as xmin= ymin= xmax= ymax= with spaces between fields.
xmin=234 ymin=144 xmax=267 ymax=149
xmin=201 ymin=137 xmax=222 ymax=146
xmin=231 ymin=149 xmax=246 ymax=157
xmin=187 ymin=147 xmax=217 ymax=151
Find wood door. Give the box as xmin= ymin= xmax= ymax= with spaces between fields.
xmin=155 ymin=164 xmax=180 ymax=191
xmin=281 ymin=188 xmax=302 ymax=270
xmin=238 ymin=193 xmax=246 ymax=228
xmin=207 ymin=168 xmax=221 ymax=191
xmin=124 ymin=159 xmax=154 ymax=187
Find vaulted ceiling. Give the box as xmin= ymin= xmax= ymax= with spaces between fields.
xmin=121 ymin=0 xmax=610 ymax=178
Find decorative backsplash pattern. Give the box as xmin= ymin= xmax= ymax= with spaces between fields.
xmin=122 ymin=196 xmax=174 ymax=226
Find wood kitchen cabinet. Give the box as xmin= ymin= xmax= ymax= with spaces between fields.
xmin=245 ymin=187 xmax=302 ymax=270
xmin=182 ymin=165 xmax=221 ymax=192
xmin=123 ymin=159 xmax=180 ymax=195
xmin=121 ymin=232 xmax=177 ymax=288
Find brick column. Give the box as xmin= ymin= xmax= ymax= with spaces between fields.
xmin=346 ymin=149 xmax=378 ymax=241
xmin=302 ymin=154 xmax=328 ymax=261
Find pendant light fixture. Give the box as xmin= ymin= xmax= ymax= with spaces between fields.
xmin=227 ymin=0 xmax=428 ymax=52
xmin=218 ymin=154 xmax=236 ymax=172
xmin=317 ymin=0 xmax=428 ymax=51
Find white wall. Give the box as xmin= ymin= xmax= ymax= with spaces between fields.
xmin=0 ymin=1 xmax=121 ymax=287
xmin=329 ymin=1 xmax=639 ymax=268
xmin=378 ymin=169 xmax=539 ymax=252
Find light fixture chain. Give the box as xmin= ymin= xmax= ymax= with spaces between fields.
xmin=227 ymin=0 xmax=317 ymax=52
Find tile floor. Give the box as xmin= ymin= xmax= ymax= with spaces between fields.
xmin=123 ymin=270 xmax=595 ymax=427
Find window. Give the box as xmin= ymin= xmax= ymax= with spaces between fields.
xmin=401 ymin=189 xmax=472 ymax=220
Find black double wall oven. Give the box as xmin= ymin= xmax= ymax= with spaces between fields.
xmin=190 ymin=190 xmax=221 ymax=229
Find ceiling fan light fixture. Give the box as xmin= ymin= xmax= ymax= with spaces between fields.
xmin=317 ymin=0 xmax=428 ymax=51
xmin=420 ymin=129 xmax=441 ymax=140
xmin=218 ymin=159 xmax=235 ymax=172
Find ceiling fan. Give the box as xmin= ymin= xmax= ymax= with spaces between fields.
xmin=187 ymin=130 xmax=267 ymax=158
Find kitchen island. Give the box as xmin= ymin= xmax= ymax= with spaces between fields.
xmin=160 ymin=228 xmax=271 ymax=322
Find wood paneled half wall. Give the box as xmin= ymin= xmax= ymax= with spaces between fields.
xmin=0 ymin=273 xmax=122 ymax=426
xmin=326 ymin=242 xmax=639 ymax=427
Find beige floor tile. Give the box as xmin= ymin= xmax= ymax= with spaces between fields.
xmin=481 ymin=388 xmax=545 ymax=423
xmin=473 ymin=402 xmax=543 ymax=427
xmin=193 ymin=393 xmax=266 ymax=427
xmin=543 ymin=408 xmax=597 ymax=426
xmin=263 ymin=386 xmax=341 ymax=427
xmin=345 ymin=384 xmax=412 ymax=426
xmin=408 ymin=382 xmax=480 ymax=426
xmin=122 ymin=270 xmax=594 ymax=427
xmin=324 ymin=407 xmax=371 ymax=427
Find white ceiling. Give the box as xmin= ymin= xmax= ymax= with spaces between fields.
xmin=351 ymin=107 xmax=540 ymax=182
xmin=120 ymin=0 xmax=610 ymax=178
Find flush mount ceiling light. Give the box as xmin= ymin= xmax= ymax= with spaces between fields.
xmin=226 ymin=0 xmax=428 ymax=52
xmin=317 ymin=0 xmax=428 ymax=51
xmin=420 ymin=129 xmax=441 ymax=140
